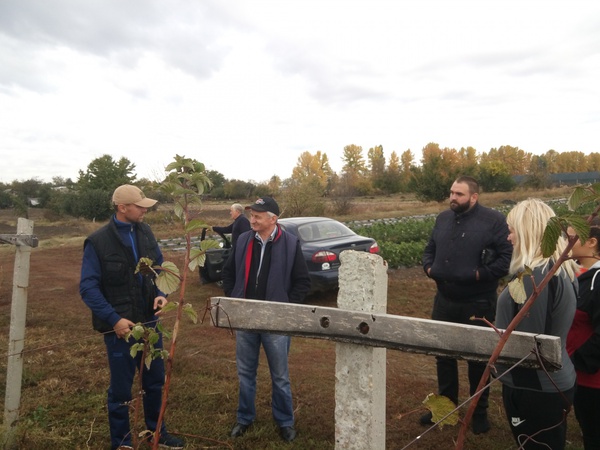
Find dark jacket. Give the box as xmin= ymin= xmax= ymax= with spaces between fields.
xmin=80 ymin=217 xmax=162 ymax=333
xmin=213 ymin=214 xmax=251 ymax=246
xmin=423 ymin=202 xmax=512 ymax=300
xmin=222 ymin=226 xmax=311 ymax=303
xmin=567 ymin=263 xmax=600 ymax=388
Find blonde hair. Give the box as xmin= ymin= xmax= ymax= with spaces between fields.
xmin=506 ymin=198 xmax=577 ymax=281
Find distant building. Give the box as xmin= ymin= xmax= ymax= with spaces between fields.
xmin=513 ymin=171 xmax=600 ymax=186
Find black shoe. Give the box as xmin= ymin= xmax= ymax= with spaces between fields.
xmin=149 ymin=432 xmax=185 ymax=449
xmin=230 ymin=422 xmax=250 ymax=438
xmin=472 ymin=414 xmax=490 ymax=435
xmin=279 ymin=426 xmax=296 ymax=442
xmin=419 ymin=411 xmax=434 ymax=425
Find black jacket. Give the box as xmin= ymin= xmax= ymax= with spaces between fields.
xmin=213 ymin=214 xmax=251 ymax=246
xmin=84 ymin=219 xmax=160 ymax=332
xmin=423 ymin=202 xmax=512 ymax=300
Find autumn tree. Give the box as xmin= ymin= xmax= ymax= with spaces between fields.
xmin=555 ymin=150 xmax=588 ymax=173
xmin=588 ymin=153 xmax=600 ymax=172
xmin=399 ymin=149 xmax=414 ymax=191
xmin=341 ymin=144 xmax=371 ymax=195
xmin=479 ymin=145 xmax=531 ymax=176
xmin=291 ymin=151 xmax=332 ymax=194
xmin=283 ymin=151 xmax=332 ymax=216
xmin=457 ymin=146 xmax=478 ymax=175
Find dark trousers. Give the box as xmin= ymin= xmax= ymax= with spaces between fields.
xmin=574 ymin=384 xmax=600 ymax=450
xmin=502 ymin=384 xmax=575 ymax=450
xmin=431 ymin=292 xmax=496 ymax=415
xmin=104 ymin=332 xmax=167 ymax=450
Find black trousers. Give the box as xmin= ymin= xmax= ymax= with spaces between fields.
xmin=574 ymin=384 xmax=600 ymax=450
xmin=502 ymin=384 xmax=575 ymax=450
xmin=431 ymin=291 xmax=497 ymax=415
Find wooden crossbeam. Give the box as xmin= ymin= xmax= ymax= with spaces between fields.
xmin=209 ymin=297 xmax=561 ymax=369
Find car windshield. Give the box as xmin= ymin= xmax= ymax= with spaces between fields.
xmin=296 ymin=221 xmax=355 ymax=242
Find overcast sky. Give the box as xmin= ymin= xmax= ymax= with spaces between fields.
xmin=1 ymin=0 xmax=599 ymax=185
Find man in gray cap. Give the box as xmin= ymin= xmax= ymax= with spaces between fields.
xmin=222 ymin=196 xmax=311 ymax=443
xmin=80 ymin=184 xmax=184 ymax=450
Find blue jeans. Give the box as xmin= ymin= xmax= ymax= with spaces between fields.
xmin=104 ymin=332 xmax=167 ymax=449
xmin=235 ymin=331 xmax=294 ymax=427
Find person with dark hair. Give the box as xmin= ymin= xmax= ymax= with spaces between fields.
xmin=496 ymin=198 xmax=578 ymax=450
xmin=568 ymin=217 xmax=600 ymax=450
xmin=222 ymin=196 xmax=311 ymax=443
xmin=79 ymin=185 xmax=184 ymax=450
xmin=421 ymin=176 xmax=513 ymax=434
xmin=211 ymin=203 xmax=251 ymax=247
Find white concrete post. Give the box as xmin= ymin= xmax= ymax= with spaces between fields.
xmin=3 ymin=218 xmax=34 ymax=443
xmin=335 ymin=251 xmax=388 ymax=450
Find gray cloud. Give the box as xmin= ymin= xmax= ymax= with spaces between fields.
xmin=0 ymin=0 xmax=233 ymax=92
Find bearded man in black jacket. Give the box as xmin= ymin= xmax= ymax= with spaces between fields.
xmin=420 ymin=176 xmax=512 ymax=434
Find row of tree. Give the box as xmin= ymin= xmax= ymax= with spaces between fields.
xmin=1 ymin=144 xmax=598 ymax=220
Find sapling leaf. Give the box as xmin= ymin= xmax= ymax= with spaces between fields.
xmin=566 ymin=215 xmax=591 ymax=246
xmin=136 ymin=257 xmax=157 ymax=277
xmin=185 ymin=219 xmax=210 ymax=234
xmin=131 ymin=324 xmax=145 ymax=340
xmin=148 ymin=331 xmax=159 ymax=346
xmin=542 ymin=217 xmax=562 ymax=258
xmin=155 ymin=261 xmax=181 ymax=295
xmin=145 ymin=354 xmax=153 ymax=371
xmin=567 ymin=185 xmax=589 ymax=211
xmin=160 ymin=301 xmax=177 ymax=314
xmin=422 ymin=393 xmax=459 ymax=429
xmin=508 ymin=276 xmax=528 ymax=305
xmin=130 ymin=343 xmax=144 ymax=358
xmin=183 ymin=303 xmax=198 ymax=324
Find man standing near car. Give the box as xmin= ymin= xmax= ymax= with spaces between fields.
xmin=421 ymin=176 xmax=512 ymax=434
xmin=222 ymin=196 xmax=311 ymax=443
xmin=211 ymin=203 xmax=251 ymax=247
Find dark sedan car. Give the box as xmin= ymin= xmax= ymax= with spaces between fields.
xmin=278 ymin=217 xmax=379 ymax=293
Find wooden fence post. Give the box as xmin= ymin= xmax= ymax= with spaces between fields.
xmin=2 ymin=218 xmax=36 ymax=448
xmin=335 ymin=251 xmax=387 ymax=450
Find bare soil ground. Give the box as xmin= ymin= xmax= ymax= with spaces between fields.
xmin=0 ymin=193 xmax=585 ymax=449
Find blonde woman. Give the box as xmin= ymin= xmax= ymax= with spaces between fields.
xmin=495 ymin=198 xmax=578 ymax=450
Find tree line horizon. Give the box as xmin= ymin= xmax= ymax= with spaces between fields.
xmin=1 ymin=144 xmax=599 ymax=220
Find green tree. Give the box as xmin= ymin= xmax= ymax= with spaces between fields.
xmin=525 ymin=154 xmax=552 ymax=188
xmin=477 ymin=161 xmax=516 ymax=192
xmin=410 ymin=143 xmax=460 ymax=202
xmin=281 ymin=178 xmax=326 ymax=217
xmin=377 ymin=150 xmax=402 ymax=194
xmin=10 ymin=178 xmax=53 ymax=208
xmin=77 ymin=154 xmax=136 ymax=192
xmin=223 ymin=179 xmax=255 ymax=199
